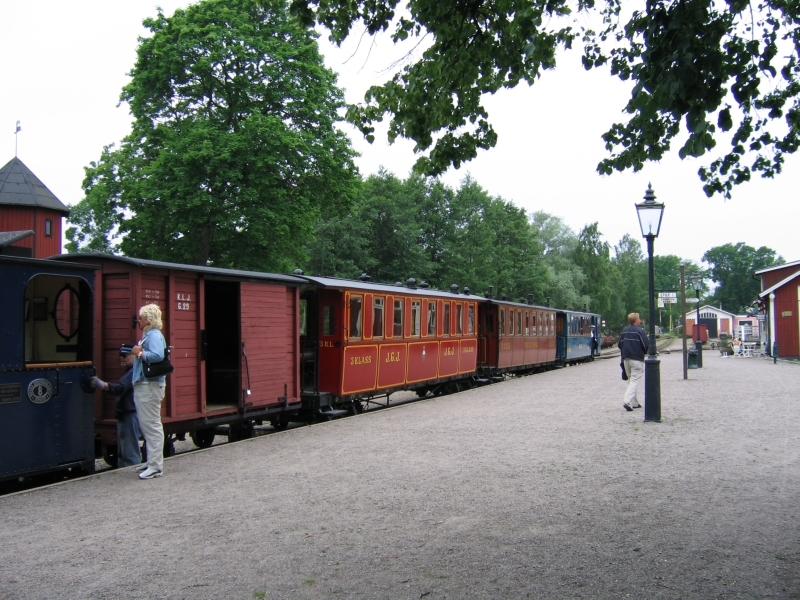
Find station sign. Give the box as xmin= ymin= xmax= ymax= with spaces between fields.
xmin=658 ymin=292 xmax=678 ymax=298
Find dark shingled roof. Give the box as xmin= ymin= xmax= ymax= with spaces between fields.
xmin=0 ymin=157 xmax=69 ymax=214
xmin=0 ymin=230 xmax=34 ymax=247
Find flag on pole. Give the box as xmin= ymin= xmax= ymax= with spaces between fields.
xmin=15 ymin=121 xmax=21 ymax=133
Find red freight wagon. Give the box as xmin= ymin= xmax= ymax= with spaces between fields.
xmin=297 ymin=275 xmax=484 ymax=411
xmin=54 ymin=254 xmax=305 ymax=461
xmin=478 ymin=295 xmax=558 ymax=374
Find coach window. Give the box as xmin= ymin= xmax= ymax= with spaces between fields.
xmin=500 ymin=309 xmax=505 ymax=336
xmin=393 ymin=299 xmax=404 ymax=336
xmin=456 ymin=304 xmax=463 ymax=335
xmin=468 ymin=305 xmax=475 ymax=334
xmin=525 ymin=312 xmax=530 ymax=336
xmin=373 ymin=297 xmax=384 ymax=338
xmin=427 ymin=301 xmax=437 ymax=335
xmin=411 ymin=300 xmax=421 ymax=336
xmin=322 ymin=306 xmax=336 ymax=336
xmin=517 ymin=310 xmax=522 ymax=335
xmin=530 ymin=312 xmax=535 ymax=336
xmin=349 ymin=295 xmax=363 ymax=339
xmin=300 ymin=299 xmax=308 ymax=336
xmin=443 ymin=302 xmax=451 ymax=335
xmin=507 ymin=309 xmax=513 ymax=335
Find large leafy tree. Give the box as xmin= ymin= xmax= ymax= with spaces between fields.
xmin=573 ymin=222 xmax=624 ymax=325
xmin=702 ymin=242 xmax=784 ymax=312
xmin=613 ymin=234 xmax=647 ymax=325
xmin=289 ymin=0 xmax=800 ymax=197
xmin=439 ymin=176 xmax=548 ymax=298
xmin=67 ymin=0 xmax=359 ymax=270
xmin=305 ymin=171 xmax=548 ymax=297
xmin=304 ymin=169 xmax=443 ymax=283
xmin=529 ymin=211 xmax=589 ymax=311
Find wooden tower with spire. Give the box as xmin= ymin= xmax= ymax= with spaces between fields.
xmin=0 ymin=157 xmax=69 ymax=257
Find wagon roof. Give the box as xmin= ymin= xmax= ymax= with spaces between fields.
xmin=52 ymin=253 xmax=305 ymax=284
xmin=486 ymin=298 xmax=559 ymax=311
xmin=0 ymin=230 xmax=34 ymax=247
xmin=298 ymin=274 xmax=487 ymax=301
xmin=0 ymin=253 xmax=98 ymax=271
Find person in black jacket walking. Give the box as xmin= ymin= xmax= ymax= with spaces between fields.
xmin=618 ymin=313 xmax=649 ymax=411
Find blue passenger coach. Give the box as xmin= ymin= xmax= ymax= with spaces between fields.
xmin=556 ymin=309 xmax=602 ymax=364
xmin=0 ymin=256 xmax=97 ymax=481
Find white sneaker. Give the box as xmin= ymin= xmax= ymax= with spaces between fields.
xmin=138 ymin=467 xmax=162 ymax=479
xmin=134 ymin=464 xmax=148 ymax=472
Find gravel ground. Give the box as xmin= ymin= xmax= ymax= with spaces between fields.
xmin=1 ymin=343 xmax=798 ymax=599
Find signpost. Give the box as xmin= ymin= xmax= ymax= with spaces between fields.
xmin=658 ymin=291 xmax=677 ymax=308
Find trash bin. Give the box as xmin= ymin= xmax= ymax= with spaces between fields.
xmin=688 ymin=349 xmax=698 ymax=369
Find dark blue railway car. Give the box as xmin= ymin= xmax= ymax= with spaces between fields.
xmin=556 ymin=309 xmax=602 ymax=364
xmin=0 ymin=256 xmax=96 ymax=481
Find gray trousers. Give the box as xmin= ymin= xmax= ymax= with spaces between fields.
xmin=134 ymin=381 xmax=166 ymax=471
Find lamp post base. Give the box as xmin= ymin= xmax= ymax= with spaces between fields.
xmin=695 ymin=340 xmax=703 ymax=368
xmin=644 ymin=355 xmax=661 ymax=422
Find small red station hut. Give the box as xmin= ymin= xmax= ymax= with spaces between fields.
xmin=0 ymin=157 xmax=69 ymax=258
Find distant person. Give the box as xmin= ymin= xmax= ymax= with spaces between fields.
xmin=92 ymin=344 xmax=143 ymax=467
xmin=618 ymin=312 xmax=649 ymax=411
xmin=132 ymin=304 xmax=167 ymax=480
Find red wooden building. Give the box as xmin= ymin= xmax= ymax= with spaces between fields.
xmin=54 ymin=253 xmax=306 ymax=458
xmin=757 ymin=260 xmax=800 ymax=358
xmin=0 ymin=157 xmax=68 ymax=258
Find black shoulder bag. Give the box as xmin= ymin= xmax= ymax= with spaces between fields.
xmin=142 ymin=345 xmax=174 ymax=378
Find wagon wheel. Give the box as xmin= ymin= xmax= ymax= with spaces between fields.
xmin=270 ymin=418 xmax=288 ymax=431
xmin=102 ymin=444 xmax=118 ymax=468
xmin=227 ymin=422 xmax=255 ymax=443
xmin=191 ymin=428 xmax=216 ymax=449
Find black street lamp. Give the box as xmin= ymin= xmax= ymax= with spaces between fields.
xmin=688 ymin=273 xmax=704 ymax=368
xmin=636 ymin=184 xmax=665 ymax=422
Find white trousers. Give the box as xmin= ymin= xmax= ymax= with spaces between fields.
xmin=134 ymin=381 xmax=166 ymax=471
xmin=623 ymin=359 xmax=644 ymax=408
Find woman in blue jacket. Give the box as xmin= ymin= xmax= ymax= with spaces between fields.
xmin=131 ymin=304 xmax=167 ymax=479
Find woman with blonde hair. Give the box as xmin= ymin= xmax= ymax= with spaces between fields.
xmin=131 ymin=303 xmax=167 ymax=479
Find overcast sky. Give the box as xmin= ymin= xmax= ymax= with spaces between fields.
xmin=1 ymin=1 xmax=797 ymax=269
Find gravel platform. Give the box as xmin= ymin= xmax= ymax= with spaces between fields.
xmin=1 ymin=344 xmax=798 ymax=599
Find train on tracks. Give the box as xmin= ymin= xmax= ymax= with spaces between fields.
xmin=0 ymin=253 xmax=601 ymax=482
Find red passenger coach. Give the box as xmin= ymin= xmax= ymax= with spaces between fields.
xmin=478 ymin=295 xmax=558 ymax=375
xmin=298 ymin=275 xmax=484 ymax=412
xmin=53 ymin=254 xmax=305 ymax=459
